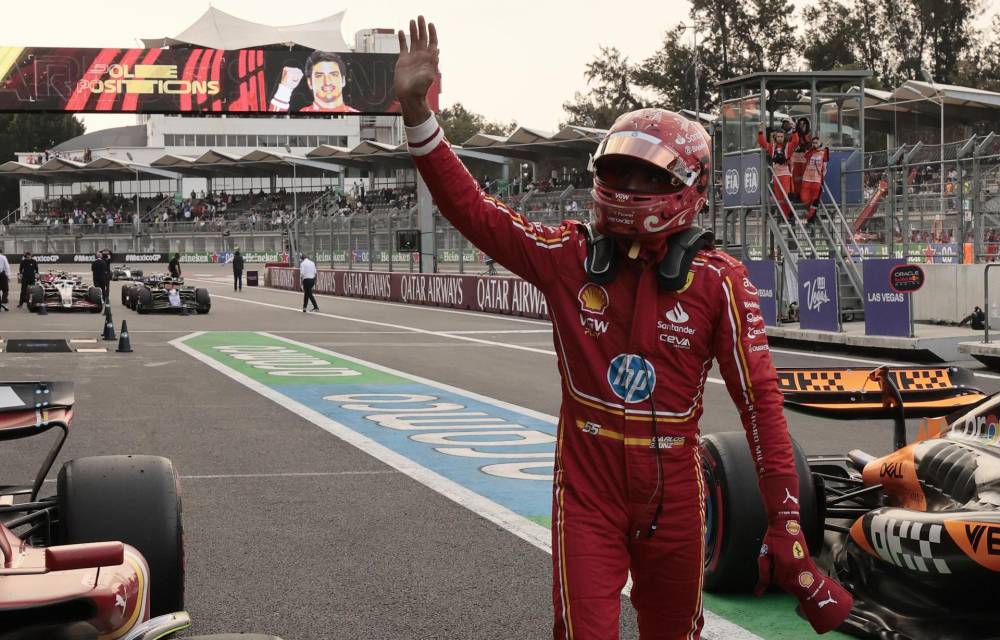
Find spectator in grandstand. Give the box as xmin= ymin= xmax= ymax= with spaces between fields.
xmin=791 ymin=117 xmax=813 ymax=198
xmin=801 ymin=137 xmax=830 ymax=222
xmin=299 ymin=253 xmax=319 ymax=312
xmin=232 ymin=249 xmax=244 ymax=292
xmin=91 ymin=252 xmax=110 ymax=303
xmin=758 ymin=123 xmax=795 ymax=218
xmin=0 ymin=252 xmax=10 ymax=311
xmin=17 ymin=251 xmax=38 ymax=308
xmin=169 ymin=253 xmax=182 ymax=279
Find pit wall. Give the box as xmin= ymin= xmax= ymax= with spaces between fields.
xmin=912 ymin=263 xmax=1000 ymax=324
xmin=266 ymin=268 xmax=550 ymax=320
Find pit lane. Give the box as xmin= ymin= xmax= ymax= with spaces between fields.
xmin=2 ymin=263 xmax=997 ymax=640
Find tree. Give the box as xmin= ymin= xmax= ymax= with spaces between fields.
xmin=437 ymin=103 xmax=515 ymax=145
xmin=910 ymin=0 xmax=981 ymax=83
xmin=562 ymin=47 xmax=643 ymax=128
xmin=955 ymin=14 xmax=1000 ymax=91
xmin=634 ymin=32 xmax=710 ymax=113
xmin=0 ymin=113 xmax=84 ymax=214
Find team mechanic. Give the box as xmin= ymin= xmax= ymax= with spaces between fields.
xmin=394 ymin=17 xmax=852 ymax=639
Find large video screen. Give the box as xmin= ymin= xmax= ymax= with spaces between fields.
xmin=0 ymin=47 xmax=437 ymax=115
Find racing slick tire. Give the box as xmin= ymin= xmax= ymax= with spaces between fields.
xmin=195 ymin=288 xmax=211 ymax=314
xmin=701 ymin=431 xmax=819 ymax=592
xmin=86 ymin=286 xmax=104 ymax=312
xmin=137 ymin=287 xmax=152 ymax=314
xmin=121 ymin=285 xmax=131 ymax=307
xmin=28 ymin=285 xmax=44 ymax=312
xmin=57 ymin=455 xmax=184 ymax=618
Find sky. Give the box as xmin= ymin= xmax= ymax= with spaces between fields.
xmin=0 ymin=0 xmax=996 ymax=134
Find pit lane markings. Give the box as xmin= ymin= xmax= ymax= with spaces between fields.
xmin=200 ymin=293 xmax=731 ymax=385
xmin=171 ymin=330 xmax=763 ymax=640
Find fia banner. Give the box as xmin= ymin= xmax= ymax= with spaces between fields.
xmin=863 ymin=259 xmax=910 ymax=337
xmin=744 ymin=259 xmax=778 ymax=326
xmin=797 ymin=259 xmax=839 ymax=332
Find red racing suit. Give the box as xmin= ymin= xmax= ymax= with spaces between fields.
xmin=407 ymin=115 xmax=801 ymax=639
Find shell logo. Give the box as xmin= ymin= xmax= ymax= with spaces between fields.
xmin=578 ymin=284 xmax=609 ymax=315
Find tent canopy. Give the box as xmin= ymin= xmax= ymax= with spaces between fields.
xmin=142 ymin=7 xmax=351 ymax=51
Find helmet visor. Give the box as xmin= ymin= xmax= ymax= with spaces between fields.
xmin=592 ymin=131 xmax=697 ymax=190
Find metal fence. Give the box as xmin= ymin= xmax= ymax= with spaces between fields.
xmin=840 ymin=135 xmax=1000 ymax=263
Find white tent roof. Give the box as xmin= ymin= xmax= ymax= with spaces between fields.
xmin=142 ymin=7 xmax=351 ymax=51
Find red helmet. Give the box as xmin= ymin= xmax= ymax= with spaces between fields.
xmin=591 ymin=108 xmax=711 ymax=239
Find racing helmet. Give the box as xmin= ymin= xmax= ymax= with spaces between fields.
xmin=591 ymin=108 xmax=711 ymax=239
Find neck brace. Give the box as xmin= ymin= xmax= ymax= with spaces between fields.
xmin=582 ymin=224 xmax=715 ymax=291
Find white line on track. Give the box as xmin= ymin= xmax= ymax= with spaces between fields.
xmin=171 ymin=330 xmax=759 ymax=640
xmin=210 ymin=294 xmax=561 ymax=356
xmin=206 ymin=292 xmax=731 ymax=386
xmin=442 ymin=329 xmax=553 ymax=334
xmin=180 ymin=470 xmax=398 ymax=480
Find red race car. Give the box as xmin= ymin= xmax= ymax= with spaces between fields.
xmin=0 ymin=382 xmax=281 ymax=640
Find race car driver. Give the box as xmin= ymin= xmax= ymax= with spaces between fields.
xmin=394 ymin=17 xmax=852 ymax=639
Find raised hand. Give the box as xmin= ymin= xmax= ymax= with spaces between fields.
xmin=395 ymin=15 xmax=438 ymax=125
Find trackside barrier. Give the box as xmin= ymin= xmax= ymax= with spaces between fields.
xmin=266 ymin=267 xmax=550 ymax=320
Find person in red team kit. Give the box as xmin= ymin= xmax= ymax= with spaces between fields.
xmin=790 ymin=117 xmax=813 ymax=198
xmin=758 ymin=123 xmax=795 ymax=217
xmin=394 ymin=17 xmax=852 ymax=639
xmin=270 ymin=51 xmax=360 ymax=113
xmin=800 ymin=138 xmax=830 ymax=221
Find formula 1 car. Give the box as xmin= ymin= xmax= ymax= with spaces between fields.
xmin=0 ymin=381 xmax=282 ymax=640
xmin=124 ymin=276 xmax=210 ymax=315
xmin=702 ymin=365 xmax=999 ymax=640
xmin=38 ymin=270 xmax=82 ymax=285
xmin=111 ymin=266 xmax=144 ymax=281
xmin=28 ymin=276 xmax=103 ymax=313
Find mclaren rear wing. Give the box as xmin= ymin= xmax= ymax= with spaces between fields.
xmin=776 ymin=366 xmax=987 ymax=420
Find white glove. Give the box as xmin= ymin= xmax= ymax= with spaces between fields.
xmin=270 ymin=67 xmax=304 ymax=110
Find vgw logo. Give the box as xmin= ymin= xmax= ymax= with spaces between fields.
xmin=724 ymin=169 xmax=740 ymax=195
xmin=804 ymin=276 xmax=831 ymax=311
xmin=607 ymin=354 xmax=656 ymax=403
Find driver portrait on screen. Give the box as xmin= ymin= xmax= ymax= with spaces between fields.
xmin=269 ymin=51 xmax=359 ymax=113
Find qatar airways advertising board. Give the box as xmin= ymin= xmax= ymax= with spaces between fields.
xmin=0 ymin=46 xmax=440 ymax=115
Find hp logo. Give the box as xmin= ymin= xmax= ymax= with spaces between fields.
xmin=607 ymin=354 xmax=656 ymax=404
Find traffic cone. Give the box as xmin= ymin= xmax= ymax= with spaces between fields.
xmin=101 ymin=306 xmax=116 ymax=341
xmin=116 ymin=320 xmax=133 ymax=353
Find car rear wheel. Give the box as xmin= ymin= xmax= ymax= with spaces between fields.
xmin=57 ymin=455 xmax=184 ymax=618
xmin=701 ymin=431 xmax=819 ymax=592
xmin=195 ymin=288 xmax=210 ymax=314
xmin=86 ymin=286 xmax=103 ymax=312
xmin=28 ymin=285 xmax=44 ymax=312
xmin=137 ymin=287 xmax=152 ymax=314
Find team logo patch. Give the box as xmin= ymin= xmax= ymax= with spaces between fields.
xmin=798 ymin=571 xmax=814 ymax=589
xmin=786 ymin=520 xmax=801 ymax=536
xmin=743 ymin=277 xmax=758 ymax=295
xmin=578 ymin=284 xmax=609 ymax=314
xmin=677 ymin=271 xmax=695 ymax=294
xmin=578 ymin=284 xmax=611 ymax=337
xmin=607 ymin=354 xmax=656 ymax=404
xmin=792 ymin=541 xmax=805 ymax=560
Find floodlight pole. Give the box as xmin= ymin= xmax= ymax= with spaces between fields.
xmin=922 ymin=69 xmax=946 ymax=221
xmin=126 ymin=152 xmax=141 ymax=251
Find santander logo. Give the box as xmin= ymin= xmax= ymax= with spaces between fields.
xmin=665 ymin=302 xmax=689 ymax=324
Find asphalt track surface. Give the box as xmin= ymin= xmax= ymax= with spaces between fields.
xmin=2 ymin=263 xmax=998 ymax=640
